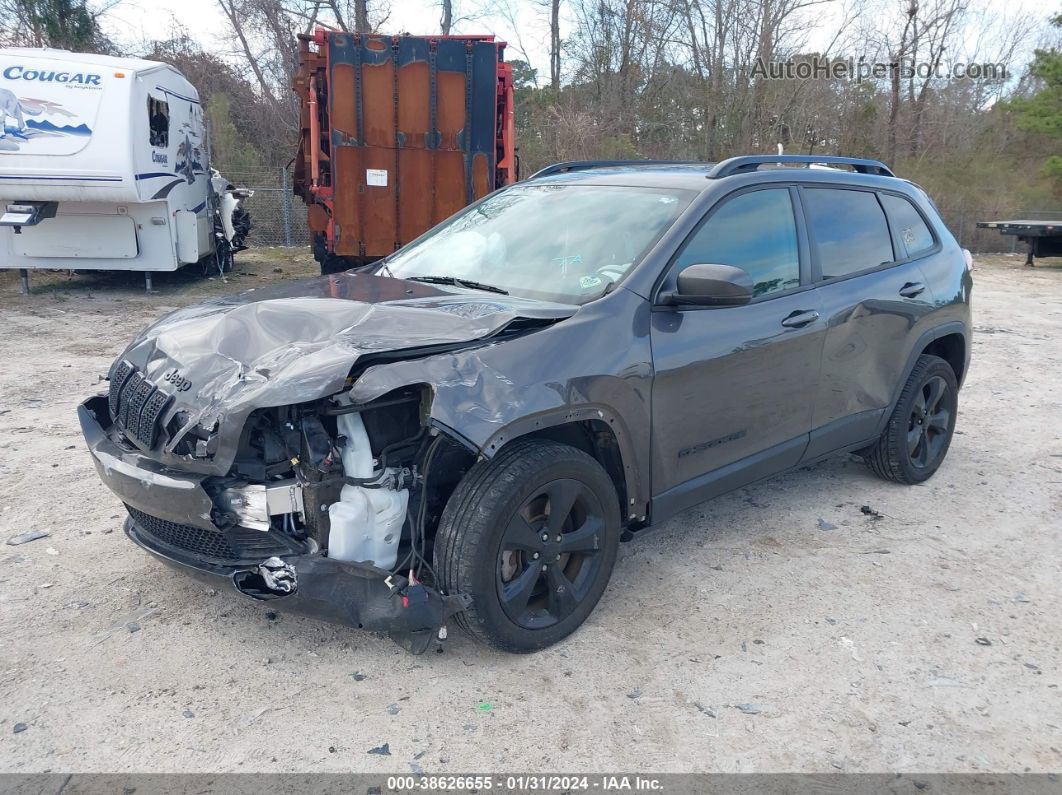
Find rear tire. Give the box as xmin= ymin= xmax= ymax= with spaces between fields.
xmin=863 ymin=354 xmax=958 ymax=484
xmin=435 ymin=439 xmax=621 ymax=653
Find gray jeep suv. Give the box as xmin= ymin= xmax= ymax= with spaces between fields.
xmin=79 ymin=155 xmax=972 ymax=653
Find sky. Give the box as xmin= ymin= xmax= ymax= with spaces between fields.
xmin=101 ymin=0 xmax=1058 ymax=87
xmin=102 ymin=0 xmax=567 ymax=80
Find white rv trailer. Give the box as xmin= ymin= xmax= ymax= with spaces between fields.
xmin=0 ymin=49 xmax=215 ymax=290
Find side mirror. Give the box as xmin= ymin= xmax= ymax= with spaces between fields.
xmin=662 ymin=263 xmax=753 ymax=307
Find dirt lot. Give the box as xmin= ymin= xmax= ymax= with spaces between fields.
xmin=0 ymin=251 xmax=1059 ymax=774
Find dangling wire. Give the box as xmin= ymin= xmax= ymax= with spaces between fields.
xmin=409 ymin=435 xmax=444 ymax=582
xmin=389 ymin=433 xmax=444 ymax=582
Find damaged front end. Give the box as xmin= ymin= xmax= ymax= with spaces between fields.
xmin=81 ymin=384 xmax=475 ymax=653
xmin=79 ymin=273 xmax=579 ymax=651
xmin=76 ymin=274 xmax=580 ymax=652
xmin=231 ymin=556 xmax=470 ymax=654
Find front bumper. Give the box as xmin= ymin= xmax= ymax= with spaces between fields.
xmin=81 ymin=395 xmax=469 ymax=653
xmin=79 ymin=395 xmax=218 ymax=530
xmin=126 ymin=517 xmax=469 ymax=652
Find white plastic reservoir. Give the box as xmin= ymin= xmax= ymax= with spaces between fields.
xmin=326 ymin=409 xmax=408 ymax=569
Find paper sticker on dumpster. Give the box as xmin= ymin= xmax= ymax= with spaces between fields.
xmin=366 ymin=169 xmax=388 ymax=187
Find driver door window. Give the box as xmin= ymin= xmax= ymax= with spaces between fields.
xmin=675 ymin=189 xmax=800 ymax=298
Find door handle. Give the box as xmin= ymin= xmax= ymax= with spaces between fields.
xmin=899 ymin=281 xmax=926 ymax=298
xmin=781 ymin=310 xmax=820 ymax=328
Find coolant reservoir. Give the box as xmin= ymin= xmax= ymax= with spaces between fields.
xmin=326 ymin=408 xmax=409 ymax=569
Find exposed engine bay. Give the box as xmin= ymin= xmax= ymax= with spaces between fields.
xmin=170 ymin=379 xmax=477 ymax=649
xmin=81 ymin=379 xmax=480 ymax=652
xmin=213 ymin=385 xmax=473 ymax=580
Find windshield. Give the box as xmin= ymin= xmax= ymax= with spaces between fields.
xmin=376 ymin=184 xmax=692 ymax=304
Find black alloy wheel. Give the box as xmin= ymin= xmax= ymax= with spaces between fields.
xmin=907 ymin=375 xmax=951 ymax=469
xmin=496 ymin=478 xmax=607 ymax=629
xmin=863 ymin=353 xmax=959 ymax=484
xmin=435 ymin=439 xmax=621 ymax=652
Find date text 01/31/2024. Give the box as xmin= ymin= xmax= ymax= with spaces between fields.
xmin=385 ymin=776 xmax=664 ymax=792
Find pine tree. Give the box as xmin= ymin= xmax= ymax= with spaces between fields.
xmin=1005 ymin=14 xmax=1062 ymax=179
xmin=14 ymin=0 xmax=105 ymax=51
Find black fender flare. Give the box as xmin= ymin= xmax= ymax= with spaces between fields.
xmin=876 ymin=320 xmax=968 ymax=436
xmin=475 ymin=405 xmax=647 ymax=522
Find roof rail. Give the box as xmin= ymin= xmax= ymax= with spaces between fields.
xmin=708 ymin=155 xmax=895 ymax=179
xmin=528 ymin=160 xmax=710 ymax=180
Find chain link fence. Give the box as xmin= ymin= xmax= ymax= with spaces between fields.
xmin=221 ymin=168 xmax=1059 ymax=258
xmin=223 ymin=168 xmax=311 ymax=248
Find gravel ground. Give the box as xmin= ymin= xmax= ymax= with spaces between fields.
xmin=0 ymin=252 xmax=1058 ymax=774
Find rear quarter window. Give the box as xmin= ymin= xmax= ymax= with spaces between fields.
xmin=880 ymin=193 xmax=935 ymax=258
xmin=803 ymin=188 xmax=895 ymax=280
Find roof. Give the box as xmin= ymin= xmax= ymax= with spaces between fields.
xmin=528 ymin=159 xmax=903 ymax=192
xmin=533 ymin=164 xmax=719 ymax=190
xmin=0 ymin=47 xmax=172 ymax=75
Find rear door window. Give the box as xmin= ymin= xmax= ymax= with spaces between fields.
xmin=674 ymin=188 xmax=800 ymax=298
xmin=880 ymin=193 xmax=935 ymax=258
xmin=803 ymin=188 xmax=895 ymax=280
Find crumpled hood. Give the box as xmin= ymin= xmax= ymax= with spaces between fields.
xmin=116 ymin=271 xmax=576 ymax=472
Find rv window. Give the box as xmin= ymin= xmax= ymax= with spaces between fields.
xmin=148 ymin=97 xmax=169 ymax=147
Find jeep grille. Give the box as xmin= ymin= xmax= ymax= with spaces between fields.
xmin=108 ymin=360 xmax=171 ymax=449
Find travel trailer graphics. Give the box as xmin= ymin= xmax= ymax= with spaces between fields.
xmin=0 ymin=65 xmax=102 ymax=154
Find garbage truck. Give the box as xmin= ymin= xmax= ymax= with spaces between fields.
xmin=292 ymin=28 xmax=517 ymax=273
xmin=0 ymin=48 xmax=252 ymax=291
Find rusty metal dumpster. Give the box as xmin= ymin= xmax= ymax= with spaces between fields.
xmin=293 ymin=28 xmax=516 ymax=273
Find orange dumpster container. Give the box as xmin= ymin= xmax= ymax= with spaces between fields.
xmin=293 ymin=28 xmax=516 ymax=273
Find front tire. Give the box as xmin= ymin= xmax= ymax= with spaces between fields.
xmin=863 ymin=354 xmax=958 ymax=484
xmin=435 ymin=439 xmax=621 ymax=652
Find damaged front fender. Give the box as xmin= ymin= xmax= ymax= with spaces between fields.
xmin=347 ymin=288 xmax=655 ymax=516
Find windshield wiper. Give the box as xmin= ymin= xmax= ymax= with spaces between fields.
xmin=405 ymin=275 xmax=509 ymax=295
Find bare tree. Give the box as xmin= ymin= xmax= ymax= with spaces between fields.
xmin=549 ymin=0 xmax=561 ymax=90
xmin=216 ymin=0 xmax=283 ymax=109
xmin=440 ymin=0 xmax=453 ymax=34
xmin=354 ymin=0 xmax=369 ymax=32
xmin=436 ymin=0 xmax=488 ymax=35
xmin=487 ymin=0 xmax=537 ymax=75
